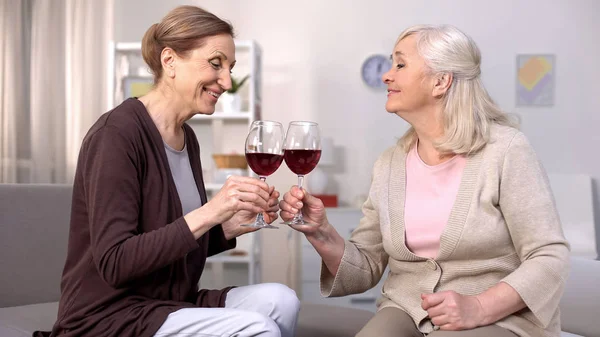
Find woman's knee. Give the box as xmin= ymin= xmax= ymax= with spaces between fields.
xmin=244 ymin=311 xmax=281 ymax=337
xmin=258 ymin=283 xmax=301 ymax=314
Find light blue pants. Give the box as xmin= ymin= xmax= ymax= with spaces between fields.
xmin=153 ymin=283 xmax=300 ymax=337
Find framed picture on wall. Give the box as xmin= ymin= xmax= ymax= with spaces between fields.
xmin=516 ymin=54 xmax=555 ymax=106
xmin=122 ymin=76 xmax=154 ymax=99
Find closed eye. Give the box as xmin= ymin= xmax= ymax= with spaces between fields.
xmin=209 ymin=59 xmax=222 ymax=69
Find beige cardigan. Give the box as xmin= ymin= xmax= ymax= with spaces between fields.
xmin=321 ymin=125 xmax=570 ymax=337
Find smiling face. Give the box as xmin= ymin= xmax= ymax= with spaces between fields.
xmin=162 ymin=33 xmax=236 ymax=115
xmin=382 ymin=35 xmax=436 ymax=115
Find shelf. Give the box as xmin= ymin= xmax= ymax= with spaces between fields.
xmin=206 ymin=254 xmax=250 ymax=263
xmin=191 ymin=112 xmax=252 ymax=121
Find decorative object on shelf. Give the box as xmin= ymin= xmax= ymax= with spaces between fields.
xmin=212 ymin=153 xmax=247 ymax=169
xmin=221 ymin=75 xmax=250 ymax=113
xmin=516 ymin=54 xmax=555 ymax=106
xmin=313 ymin=194 xmax=338 ymax=207
xmin=228 ymin=249 xmax=248 ymax=256
xmin=122 ymin=76 xmax=154 ymax=98
xmin=361 ymin=54 xmax=391 ymax=89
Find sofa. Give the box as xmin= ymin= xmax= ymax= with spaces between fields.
xmin=0 ymin=184 xmax=598 ymax=337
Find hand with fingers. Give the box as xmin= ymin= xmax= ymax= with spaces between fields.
xmin=421 ymin=291 xmax=486 ymax=331
xmin=189 ymin=176 xmax=278 ymax=240
xmin=221 ymin=185 xmax=280 ymax=240
xmin=278 ymin=185 xmax=327 ymax=237
xmin=279 ymin=185 xmax=346 ymax=276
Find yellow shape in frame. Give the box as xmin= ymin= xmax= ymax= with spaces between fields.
xmin=518 ymin=56 xmax=552 ymax=91
xmin=129 ymin=82 xmax=154 ymax=97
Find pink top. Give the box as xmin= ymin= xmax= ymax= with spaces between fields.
xmin=404 ymin=143 xmax=467 ymax=259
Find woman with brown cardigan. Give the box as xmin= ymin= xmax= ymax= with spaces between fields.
xmin=38 ymin=6 xmax=299 ymax=337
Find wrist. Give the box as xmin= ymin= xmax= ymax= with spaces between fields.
xmin=222 ymin=218 xmax=241 ymax=240
xmin=184 ymin=207 xmax=215 ymax=240
xmin=474 ymin=294 xmax=491 ymax=326
xmin=305 ymin=220 xmax=333 ymax=245
xmin=307 ymin=221 xmax=344 ymax=253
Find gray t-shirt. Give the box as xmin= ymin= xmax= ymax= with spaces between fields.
xmin=164 ymin=141 xmax=202 ymax=215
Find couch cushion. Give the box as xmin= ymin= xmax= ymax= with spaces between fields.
xmin=0 ymin=184 xmax=72 ymax=307
xmin=0 ymin=302 xmax=58 ymax=337
xmin=561 ymin=332 xmax=583 ymax=337
xmin=296 ymin=303 xmax=373 ymax=337
xmin=560 ymin=257 xmax=600 ymax=337
xmin=0 ymin=301 xmax=587 ymax=337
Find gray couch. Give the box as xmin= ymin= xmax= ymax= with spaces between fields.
xmin=0 ymin=184 xmax=598 ymax=337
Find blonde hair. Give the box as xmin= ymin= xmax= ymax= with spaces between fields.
xmin=396 ymin=25 xmax=518 ymax=155
xmin=141 ymin=5 xmax=234 ymax=83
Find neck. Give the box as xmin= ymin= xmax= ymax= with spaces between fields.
xmin=403 ymin=105 xmax=453 ymax=165
xmin=138 ymin=85 xmax=189 ymax=150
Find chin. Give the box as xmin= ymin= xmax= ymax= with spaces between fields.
xmin=385 ymin=103 xmax=401 ymax=114
xmin=195 ymin=103 xmax=216 ymax=115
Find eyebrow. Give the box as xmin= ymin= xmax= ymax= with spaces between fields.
xmin=390 ymin=51 xmax=405 ymax=60
xmin=211 ymin=51 xmax=228 ymax=60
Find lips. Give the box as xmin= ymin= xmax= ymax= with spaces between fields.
xmin=204 ymin=88 xmax=222 ymax=98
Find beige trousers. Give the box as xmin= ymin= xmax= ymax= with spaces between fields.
xmin=356 ymin=307 xmax=518 ymax=337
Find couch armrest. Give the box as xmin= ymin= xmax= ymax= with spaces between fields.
xmin=560 ymin=257 xmax=600 ymax=337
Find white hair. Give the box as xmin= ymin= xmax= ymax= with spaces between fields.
xmin=396 ymin=24 xmax=518 ymax=154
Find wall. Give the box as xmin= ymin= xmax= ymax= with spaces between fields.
xmin=114 ymin=0 xmax=600 ymax=287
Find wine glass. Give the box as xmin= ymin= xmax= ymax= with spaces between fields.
xmin=281 ymin=121 xmax=321 ymax=226
xmin=241 ymin=120 xmax=285 ymax=229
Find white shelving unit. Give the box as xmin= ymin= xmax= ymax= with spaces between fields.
xmin=108 ymin=40 xmax=263 ymax=287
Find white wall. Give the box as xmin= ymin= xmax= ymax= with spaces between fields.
xmin=115 ymin=0 xmax=600 ymax=285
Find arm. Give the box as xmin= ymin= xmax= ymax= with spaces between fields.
xmin=207 ymin=224 xmax=236 ymax=257
xmin=476 ymin=282 xmax=525 ymax=326
xmin=281 ymin=153 xmax=390 ymax=297
xmin=498 ymin=132 xmax=570 ymax=327
xmin=279 ymin=187 xmax=346 ymax=276
xmin=319 ymin=194 xmax=389 ymax=297
xmin=422 ymin=282 xmax=526 ymax=331
xmin=85 ymin=126 xmax=215 ymax=288
xmin=422 ymin=132 xmax=569 ymax=330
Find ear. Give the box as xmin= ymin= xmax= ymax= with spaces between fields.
xmin=432 ymin=72 xmax=453 ymax=97
xmin=161 ymin=48 xmax=176 ymax=78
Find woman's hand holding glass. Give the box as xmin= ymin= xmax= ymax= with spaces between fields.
xmin=241 ymin=120 xmax=285 ymax=229
xmin=280 ymin=121 xmax=321 ymax=226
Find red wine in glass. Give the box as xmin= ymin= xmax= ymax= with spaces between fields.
xmin=246 ymin=153 xmax=284 ymax=177
xmin=283 ymin=149 xmax=321 ymax=175
xmin=281 ymin=121 xmax=321 ymax=226
xmin=241 ymin=120 xmax=284 ymax=229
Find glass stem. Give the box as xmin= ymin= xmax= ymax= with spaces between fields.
xmin=295 ymin=175 xmax=304 ymax=221
xmin=257 ymin=176 xmax=267 ymax=223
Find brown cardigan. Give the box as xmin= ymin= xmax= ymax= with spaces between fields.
xmin=35 ymin=98 xmax=236 ymax=337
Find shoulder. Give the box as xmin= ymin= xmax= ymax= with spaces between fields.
xmin=372 ymin=143 xmax=401 ymax=173
xmin=482 ymin=124 xmax=541 ymax=177
xmin=484 ymin=124 xmax=533 ymax=158
xmin=82 ymin=99 xmax=148 ymax=149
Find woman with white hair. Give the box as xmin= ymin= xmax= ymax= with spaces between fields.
xmin=280 ymin=25 xmax=569 ymax=337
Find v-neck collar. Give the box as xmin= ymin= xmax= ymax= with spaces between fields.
xmin=388 ymin=143 xmax=484 ymax=261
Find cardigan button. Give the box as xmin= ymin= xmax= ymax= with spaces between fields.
xmin=427 ymin=259 xmax=438 ymax=270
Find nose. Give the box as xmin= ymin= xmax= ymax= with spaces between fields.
xmin=382 ymin=67 xmax=393 ymax=84
xmin=218 ymin=71 xmax=233 ymax=92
